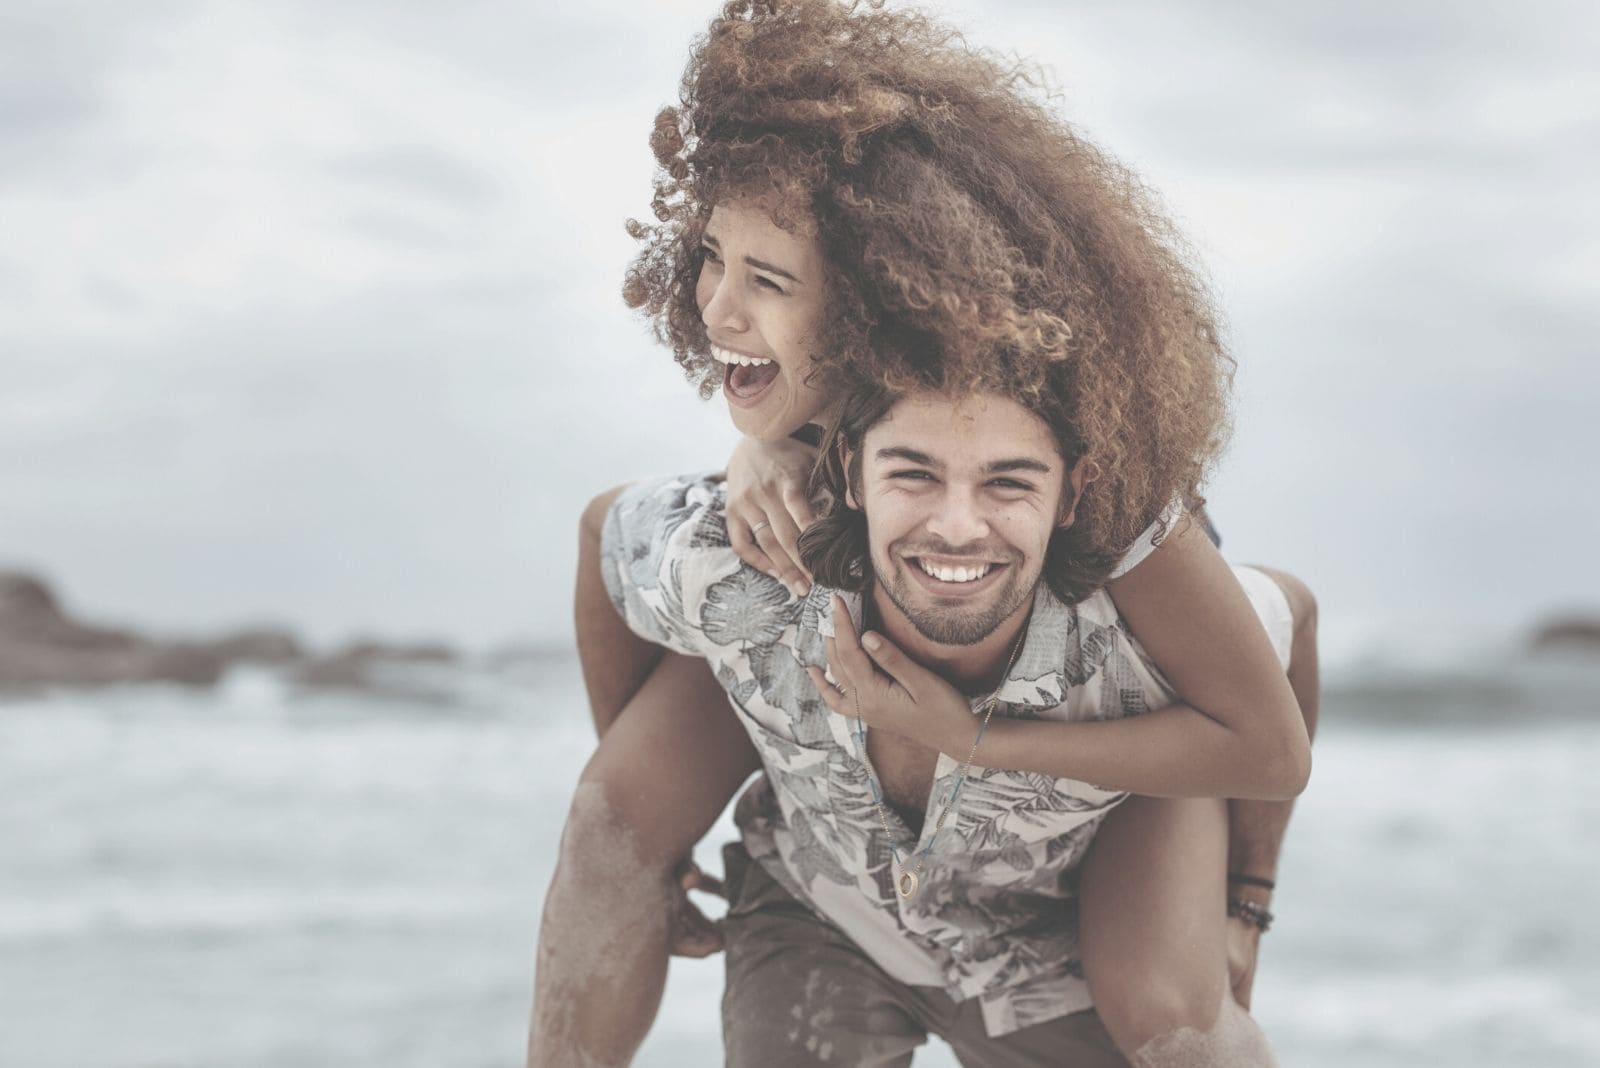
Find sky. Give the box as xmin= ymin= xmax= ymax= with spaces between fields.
xmin=2 ymin=0 xmax=1596 ymax=668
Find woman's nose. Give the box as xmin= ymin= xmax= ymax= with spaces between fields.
xmin=700 ymin=275 xmax=749 ymax=334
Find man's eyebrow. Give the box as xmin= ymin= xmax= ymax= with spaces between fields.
xmin=701 ymin=234 xmax=805 ymax=286
xmin=876 ymin=447 xmax=1054 ymax=478
xmin=983 ymin=458 xmax=1054 ymax=477
xmin=876 ymin=446 xmax=941 ymax=467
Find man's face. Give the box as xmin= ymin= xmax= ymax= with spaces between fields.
xmin=856 ymin=392 xmax=1073 ymax=648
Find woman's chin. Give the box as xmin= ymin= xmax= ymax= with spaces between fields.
xmin=727 ymin=401 xmax=793 ymax=442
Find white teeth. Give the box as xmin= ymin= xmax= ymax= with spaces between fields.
xmin=711 ymin=345 xmax=773 ymax=367
xmin=917 ymin=560 xmax=993 ymax=583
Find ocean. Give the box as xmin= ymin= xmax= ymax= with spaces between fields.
xmin=3 ymin=655 xmax=1597 ymax=1067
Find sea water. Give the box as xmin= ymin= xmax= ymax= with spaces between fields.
xmin=2 ymin=657 xmax=1597 ymax=1067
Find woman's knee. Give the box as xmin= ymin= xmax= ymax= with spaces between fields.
xmin=1254 ymin=565 xmax=1316 ymax=639
xmin=1091 ymin=964 xmax=1230 ymax=1057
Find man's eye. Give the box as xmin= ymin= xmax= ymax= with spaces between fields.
xmin=990 ymin=479 xmax=1032 ymax=491
xmin=890 ymin=470 xmax=934 ymax=482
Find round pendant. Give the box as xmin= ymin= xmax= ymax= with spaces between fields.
xmin=897 ymin=869 xmax=919 ymax=899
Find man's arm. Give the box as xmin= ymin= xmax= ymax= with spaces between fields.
xmin=576 ymin=484 xmax=665 ymax=736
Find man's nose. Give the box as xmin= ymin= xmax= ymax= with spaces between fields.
xmin=925 ymin=488 xmax=991 ymax=546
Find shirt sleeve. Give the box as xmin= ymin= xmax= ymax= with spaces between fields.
xmin=1107 ymin=495 xmax=1185 ymax=580
xmin=599 ymin=473 xmax=796 ymax=657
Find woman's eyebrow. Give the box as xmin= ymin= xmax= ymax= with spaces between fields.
xmin=701 ymin=235 xmax=805 ymax=286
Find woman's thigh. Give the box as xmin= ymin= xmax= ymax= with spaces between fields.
xmin=578 ymin=652 xmax=761 ymax=864
xmin=1076 ymin=795 xmax=1230 ymax=1047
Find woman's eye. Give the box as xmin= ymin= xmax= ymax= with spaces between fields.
xmin=755 ymin=276 xmax=784 ymax=292
xmin=701 ymin=246 xmax=722 ymax=263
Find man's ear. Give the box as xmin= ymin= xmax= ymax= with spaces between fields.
xmin=838 ymin=437 xmax=862 ymax=511
xmin=1057 ymin=456 xmax=1094 ymax=530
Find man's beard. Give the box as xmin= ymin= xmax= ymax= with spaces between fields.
xmin=873 ymin=551 xmax=1036 ymax=647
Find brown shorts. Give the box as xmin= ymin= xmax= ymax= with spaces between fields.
xmin=721 ymin=843 xmax=1128 ymax=1067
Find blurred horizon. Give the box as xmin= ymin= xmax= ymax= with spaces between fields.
xmin=3 ymin=0 xmax=1597 ymax=670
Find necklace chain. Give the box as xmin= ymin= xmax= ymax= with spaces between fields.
xmin=851 ymin=619 xmax=1028 ymax=900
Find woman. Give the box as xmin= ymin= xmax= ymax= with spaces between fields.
xmin=533 ymin=2 xmax=1317 ymax=1065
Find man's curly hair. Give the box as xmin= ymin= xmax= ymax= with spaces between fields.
xmin=624 ymin=0 xmax=1233 ymax=590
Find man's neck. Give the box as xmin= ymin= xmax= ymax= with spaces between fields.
xmin=867 ymin=586 xmax=1030 ymax=695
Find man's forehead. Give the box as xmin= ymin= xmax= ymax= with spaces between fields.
xmin=866 ymin=392 xmax=1061 ymax=468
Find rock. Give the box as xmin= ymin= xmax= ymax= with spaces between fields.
xmin=295 ymin=639 xmax=460 ymax=691
xmin=0 ymin=569 xmax=303 ymax=691
xmin=1529 ymin=617 xmax=1600 ymax=655
xmin=208 ymin=628 xmax=304 ymax=664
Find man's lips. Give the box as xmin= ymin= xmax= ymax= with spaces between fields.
xmin=902 ymin=555 xmax=1011 ymax=597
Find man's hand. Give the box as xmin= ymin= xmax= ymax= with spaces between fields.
xmin=1226 ymin=914 xmax=1262 ymax=1009
xmin=669 ymin=859 xmax=727 ymax=958
xmin=805 ymin=594 xmax=975 ymax=756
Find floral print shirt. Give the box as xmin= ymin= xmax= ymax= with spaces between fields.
xmin=601 ymin=472 xmax=1181 ymax=1037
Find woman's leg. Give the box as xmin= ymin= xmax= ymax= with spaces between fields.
xmin=530 ymin=653 xmax=759 ymax=1067
xmin=529 ymin=488 xmax=761 ymax=1066
xmin=1078 ymin=569 xmax=1318 ymax=1066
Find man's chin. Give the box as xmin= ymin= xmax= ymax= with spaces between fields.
xmin=894 ymin=585 xmax=1016 ymax=647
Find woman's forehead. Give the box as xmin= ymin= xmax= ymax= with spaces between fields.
xmin=706 ymin=200 xmax=820 ymax=246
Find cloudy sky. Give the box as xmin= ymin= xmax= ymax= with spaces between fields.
xmin=2 ymin=0 xmax=1596 ymax=666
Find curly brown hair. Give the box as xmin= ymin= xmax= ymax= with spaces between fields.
xmin=624 ymin=0 xmax=1233 ymax=586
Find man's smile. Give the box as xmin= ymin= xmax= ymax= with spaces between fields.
xmin=902 ymin=554 xmax=1011 ymax=597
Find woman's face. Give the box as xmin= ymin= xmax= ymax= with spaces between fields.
xmin=696 ymin=201 xmax=832 ymax=441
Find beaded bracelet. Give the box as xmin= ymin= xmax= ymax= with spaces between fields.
xmin=1227 ymin=897 xmax=1274 ymax=933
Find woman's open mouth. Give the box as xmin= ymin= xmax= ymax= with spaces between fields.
xmin=714 ymin=345 xmax=782 ymax=407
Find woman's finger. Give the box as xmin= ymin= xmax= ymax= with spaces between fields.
xmin=763 ymin=507 xmax=812 ymax=588
xmin=829 ymin=595 xmax=879 ymax=687
xmin=781 ymin=486 xmax=819 ymax=532
xmin=858 ymin=629 xmax=928 ymax=704
xmin=752 ymin=517 xmax=809 ymax=596
xmin=727 ymin=510 xmax=783 ymax=580
xmin=807 ymin=665 xmax=848 ymax=714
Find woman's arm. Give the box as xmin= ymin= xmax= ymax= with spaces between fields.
xmin=1094 ymin=516 xmax=1312 ymax=795
xmin=811 ymin=522 xmax=1313 ymax=801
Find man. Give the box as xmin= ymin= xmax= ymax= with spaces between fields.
xmin=596 ymin=384 xmax=1312 ymax=1065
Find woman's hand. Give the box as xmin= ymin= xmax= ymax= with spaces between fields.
xmin=806 ymin=595 xmax=975 ymax=756
xmin=726 ymin=435 xmax=819 ymax=597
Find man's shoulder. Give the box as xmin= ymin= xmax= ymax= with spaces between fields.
xmin=605 ymin=473 xmax=805 ymax=654
xmin=611 ymin=471 xmax=732 ymax=550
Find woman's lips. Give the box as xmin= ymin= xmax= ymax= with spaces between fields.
xmin=724 ymin=360 xmax=783 ymax=407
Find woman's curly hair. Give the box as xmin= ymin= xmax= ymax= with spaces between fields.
xmin=624 ymin=0 xmax=1233 ymax=591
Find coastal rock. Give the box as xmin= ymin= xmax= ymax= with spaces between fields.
xmin=1529 ymin=617 xmax=1600 ymax=655
xmin=296 ymin=640 xmax=460 ymax=692
xmin=0 ymin=570 xmax=301 ymax=691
